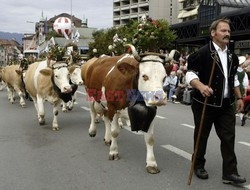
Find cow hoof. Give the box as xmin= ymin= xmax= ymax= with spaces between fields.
xmin=104 ymin=139 xmax=111 ymax=146
xmin=146 ymin=166 xmax=160 ymax=174
xmin=52 ymin=127 xmax=60 ymax=131
xmin=21 ymin=104 xmax=26 ymax=108
xmin=39 ymin=120 xmax=45 ymax=125
xmin=89 ymin=132 xmax=96 ymax=137
xmin=95 ymin=119 xmax=100 ymax=123
xmin=109 ymin=154 xmax=120 ymax=160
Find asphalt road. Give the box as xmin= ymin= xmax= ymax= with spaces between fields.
xmin=0 ymin=86 xmax=249 ymax=190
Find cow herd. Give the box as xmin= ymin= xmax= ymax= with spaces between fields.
xmin=0 ymin=45 xmax=179 ymax=174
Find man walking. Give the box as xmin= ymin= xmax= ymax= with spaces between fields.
xmin=186 ymin=18 xmax=246 ymax=184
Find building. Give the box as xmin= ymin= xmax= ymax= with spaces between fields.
xmin=113 ymin=0 xmax=180 ymax=26
xmin=0 ymin=39 xmax=21 ymax=64
xmin=171 ymin=0 xmax=250 ymax=55
xmin=0 ymin=45 xmax=6 ymax=66
xmin=178 ymin=0 xmax=201 ymax=22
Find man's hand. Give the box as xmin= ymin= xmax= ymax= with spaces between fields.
xmin=236 ymin=99 xmax=244 ymax=113
xmin=190 ymin=79 xmax=213 ymax=97
xmin=199 ymin=84 xmax=213 ymax=97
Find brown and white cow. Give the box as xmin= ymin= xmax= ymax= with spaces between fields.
xmin=61 ymin=63 xmax=83 ymax=112
xmin=24 ymin=59 xmax=72 ymax=131
xmin=1 ymin=65 xmax=27 ymax=107
xmin=82 ymin=45 xmax=178 ymax=174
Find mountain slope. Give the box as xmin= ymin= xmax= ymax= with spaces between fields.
xmin=0 ymin=31 xmax=23 ymax=44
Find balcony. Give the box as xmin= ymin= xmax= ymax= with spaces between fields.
xmin=183 ymin=3 xmax=197 ymax=11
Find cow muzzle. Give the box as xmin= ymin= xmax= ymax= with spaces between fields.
xmin=146 ymin=92 xmax=167 ymax=106
xmin=77 ymin=80 xmax=83 ymax=86
xmin=62 ymin=85 xmax=72 ymax=93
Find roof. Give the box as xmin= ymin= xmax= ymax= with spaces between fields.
xmin=76 ymin=27 xmax=97 ymax=39
xmin=0 ymin=39 xmax=20 ymax=47
xmin=216 ymin=0 xmax=250 ymax=8
xmin=54 ymin=38 xmax=94 ymax=47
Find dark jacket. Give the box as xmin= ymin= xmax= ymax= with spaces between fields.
xmin=187 ymin=41 xmax=239 ymax=107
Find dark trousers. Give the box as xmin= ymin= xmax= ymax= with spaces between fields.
xmin=191 ymin=99 xmax=238 ymax=176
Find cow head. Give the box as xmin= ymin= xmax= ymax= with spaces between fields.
xmin=118 ymin=45 xmax=169 ymax=107
xmin=40 ymin=59 xmax=72 ymax=93
xmin=68 ymin=64 xmax=83 ymax=86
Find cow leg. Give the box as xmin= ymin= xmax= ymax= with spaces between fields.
xmin=88 ymin=101 xmax=97 ymax=137
xmin=18 ymin=91 xmax=26 ymax=107
xmin=95 ymin=114 xmax=101 ymax=123
xmin=72 ymin=93 xmax=77 ymax=104
xmin=109 ymin=113 xmax=120 ymax=160
xmin=6 ymin=86 xmax=14 ymax=103
xmin=37 ymin=95 xmax=45 ymax=125
xmin=62 ymin=102 xmax=68 ymax=112
xmin=0 ymin=81 xmax=5 ymax=91
xmin=52 ymin=103 xmax=60 ymax=131
xmin=6 ymin=86 xmax=11 ymax=101
xmin=103 ymin=116 xmax=111 ymax=145
xmin=32 ymin=97 xmax=40 ymax=118
xmin=67 ymin=100 xmax=74 ymax=111
xmin=144 ymin=121 xmax=160 ymax=174
xmin=14 ymin=87 xmax=25 ymax=107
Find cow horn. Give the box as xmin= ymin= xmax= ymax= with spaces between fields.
xmin=68 ymin=55 xmax=73 ymax=65
xmin=165 ymin=49 xmax=179 ymax=62
xmin=125 ymin=44 xmax=140 ymax=61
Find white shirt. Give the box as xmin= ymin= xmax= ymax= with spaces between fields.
xmin=237 ymin=67 xmax=249 ymax=89
xmin=186 ymin=41 xmax=240 ymax=98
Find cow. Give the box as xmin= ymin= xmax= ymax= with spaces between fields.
xmin=24 ymin=59 xmax=72 ymax=131
xmin=82 ymin=44 xmax=179 ymax=174
xmin=1 ymin=65 xmax=27 ymax=107
xmin=61 ymin=63 xmax=83 ymax=112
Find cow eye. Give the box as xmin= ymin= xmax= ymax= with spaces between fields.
xmin=55 ymin=75 xmax=58 ymax=78
xmin=142 ymin=74 xmax=149 ymax=81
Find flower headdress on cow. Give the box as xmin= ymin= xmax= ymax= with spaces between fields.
xmin=65 ymin=43 xmax=82 ymax=64
xmin=108 ymin=33 xmax=127 ymax=56
xmin=132 ymin=14 xmax=176 ymax=53
xmin=49 ymin=44 xmax=66 ymax=61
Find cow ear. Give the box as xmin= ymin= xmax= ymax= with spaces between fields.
xmin=117 ymin=58 xmax=138 ymax=76
xmin=68 ymin=66 xmax=75 ymax=74
xmin=15 ymin=69 xmax=22 ymax=75
xmin=40 ymin=68 xmax=52 ymax=76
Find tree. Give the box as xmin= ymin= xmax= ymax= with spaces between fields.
xmin=88 ymin=18 xmax=176 ymax=58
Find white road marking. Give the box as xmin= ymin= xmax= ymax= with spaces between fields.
xmin=161 ymin=144 xmax=191 ymax=161
xmin=156 ymin=115 xmax=167 ymax=119
xmin=181 ymin=124 xmax=195 ymax=129
xmin=238 ymin=141 xmax=250 ymax=147
xmin=77 ymin=91 xmax=87 ymax=95
xmin=244 ymin=184 xmax=250 ymax=189
xmin=81 ymin=106 xmax=90 ymax=111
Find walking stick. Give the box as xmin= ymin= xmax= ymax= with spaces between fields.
xmin=187 ymin=56 xmax=217 ymax=185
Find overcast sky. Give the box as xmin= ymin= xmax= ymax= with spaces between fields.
xmin=1 ymin=0 xmax=113 ymax=34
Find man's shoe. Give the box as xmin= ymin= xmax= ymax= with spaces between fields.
xmin=171 ymin=95 xmax=177 ymax=99
xmin=241 ymin=116 xmax=246 ymax=126
xmin=194 ymin=168 xmax=209 ymax=179
xmin=222 ymin=174 xmax=246 ymax=184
